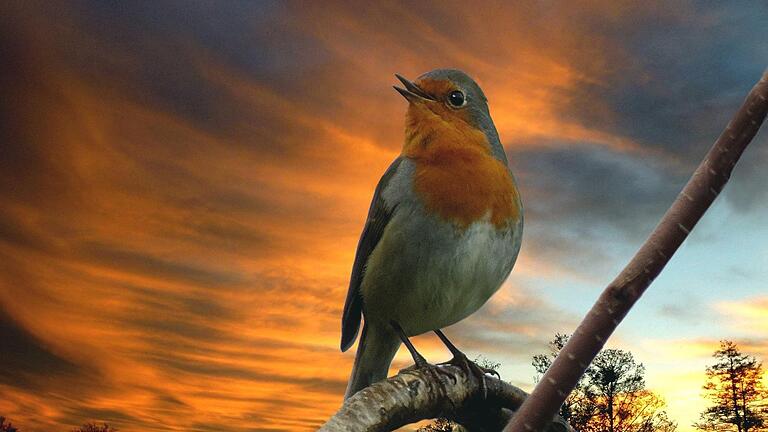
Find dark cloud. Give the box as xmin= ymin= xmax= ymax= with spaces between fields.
xmin=0 ymin=312 xmax=83 ymax=388
xmin=0 ymin=209 xmax=55 ymax=254
xmin=657 ymin=303 xmax=706 ymax=325
xmin=118 ymin=281 xmax=234 ymax=322
xmin=718 ymin=134 xmax=768 ymax=212
xmin=510 ymin=143 xmax=684 ymax=278
xmin=0 ymin=25 xmax=84 ymax=211
xmin=520 ymin=1 xmax=768 ymax=223
xmin=555 ymin=2 xmax=768 ymax=158
xmin=519 ymin=144 xmax=680 ymax=228
xmin=77 ymin=241 xmax=245 ymax=287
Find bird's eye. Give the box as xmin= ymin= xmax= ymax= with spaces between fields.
xmin=447 ymin=90 xmax=466 ymax=107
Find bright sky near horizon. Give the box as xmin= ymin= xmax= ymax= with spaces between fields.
xmin=1 ymin=1 xmax=768 ymax=431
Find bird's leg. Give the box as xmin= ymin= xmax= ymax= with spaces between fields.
xmin=390 ymin=320 xmax=429 ymax=368
xmin=434 ymin=329 xmax=500 ymax=398
xmin=390 ymin=321 xmax=458 ymax=394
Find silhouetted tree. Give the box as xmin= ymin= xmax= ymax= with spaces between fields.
xmin=695 ymin=341 xmax=766 ymax=432
xmin=71 ymin=423 xmax=117 ymax=432
xmin=534 ymin=333 xmax=597 ymax=428
xmin=417 ymin=418 xmax=459 ymax=432
xmin=0 ymin=417 xmax=18 ymax=432
xmin=534 ymin=334 xmax=677 ymax=432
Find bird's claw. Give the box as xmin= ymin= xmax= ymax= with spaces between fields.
xmin=438 ymin=353 xmax=497 ymax=399
xmin=402 ymin=357 xmax=457 ymax=384
xmin=484 ymin=366 xmax=501 ymax=380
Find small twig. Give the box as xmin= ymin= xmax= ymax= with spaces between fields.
xmin=503 ymin=69 xmax=768 ymax=432
xmin=319 ymin=365 xmax=573 ymax=432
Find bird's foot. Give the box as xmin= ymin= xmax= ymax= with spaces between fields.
xmin=402 ymin=356 xmax=461 ymax=386
xmin=433 ymin=329 xmax=499 ymax=398
xmin=438 ymin=351 xmax=498 ymax=398
xmin=390 ymin=321 xmax=458 ymax=391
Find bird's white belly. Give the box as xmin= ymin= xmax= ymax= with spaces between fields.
xmin=361 ymin=207 xmax=521 ymax=336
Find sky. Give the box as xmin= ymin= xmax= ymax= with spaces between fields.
xmin=1 ymin=1 xmax=767 ymax=431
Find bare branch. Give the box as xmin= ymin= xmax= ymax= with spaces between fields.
xmin=503 ymin=69 xmax=768 ymax=432
xmin=319 ymin=365 xmax=573 ymax=432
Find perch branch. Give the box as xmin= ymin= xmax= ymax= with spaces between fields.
xmin=319 ymin=365 xmax=573 ymax=432
xmin=504 ymin=69 xmax=768 ymax=432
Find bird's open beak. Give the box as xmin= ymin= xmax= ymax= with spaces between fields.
xmin=393 ymin=74 xmax=435 ymax=103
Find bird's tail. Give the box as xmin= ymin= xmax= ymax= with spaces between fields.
xmin=344 ymin=323 xmax=400 ymax=399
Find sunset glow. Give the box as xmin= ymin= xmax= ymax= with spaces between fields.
xmin=1 ymin=2 xmax=768 ymax=431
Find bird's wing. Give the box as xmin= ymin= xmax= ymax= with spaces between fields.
xmin=340 ymin=157 xmax=403 ymax=352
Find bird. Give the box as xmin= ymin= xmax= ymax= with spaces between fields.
xmin=340 ymin=69 xmax=523 ymax=400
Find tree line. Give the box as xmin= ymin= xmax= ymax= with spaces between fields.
xmin=419 ymin=337 xmax=766 ymax=432
xmin=1 ymin=339 xmax=765 ymax=432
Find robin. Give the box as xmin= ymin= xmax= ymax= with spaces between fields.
xmin=340 ymin=69 xmax=523 ymax=399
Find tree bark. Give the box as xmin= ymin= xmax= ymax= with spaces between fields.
xmin=607 ymin=388 xmax=614 ymax=432
xmin=503 ymin=69 xmax=768 ymax=432
xmin=730 ymin=359 xmax=743 ymax=432
xmin=319 ymin=365 xmax=574 ymax=432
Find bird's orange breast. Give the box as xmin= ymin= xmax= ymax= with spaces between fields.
xmin=402 ymin=104 xmax=520 ymax=230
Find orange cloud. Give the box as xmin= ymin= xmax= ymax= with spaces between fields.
xmin=716 ymin=297 xmax=768 ymax=339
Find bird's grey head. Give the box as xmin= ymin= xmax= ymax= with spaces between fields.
xmin=393 ymin=68 xmax=507 ymax=163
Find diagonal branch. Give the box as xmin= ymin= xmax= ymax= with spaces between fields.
xmin=319 ymin=365 xmax=573 ymax=432
xmin=504 ymin=69 xmax=768 ymax=432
